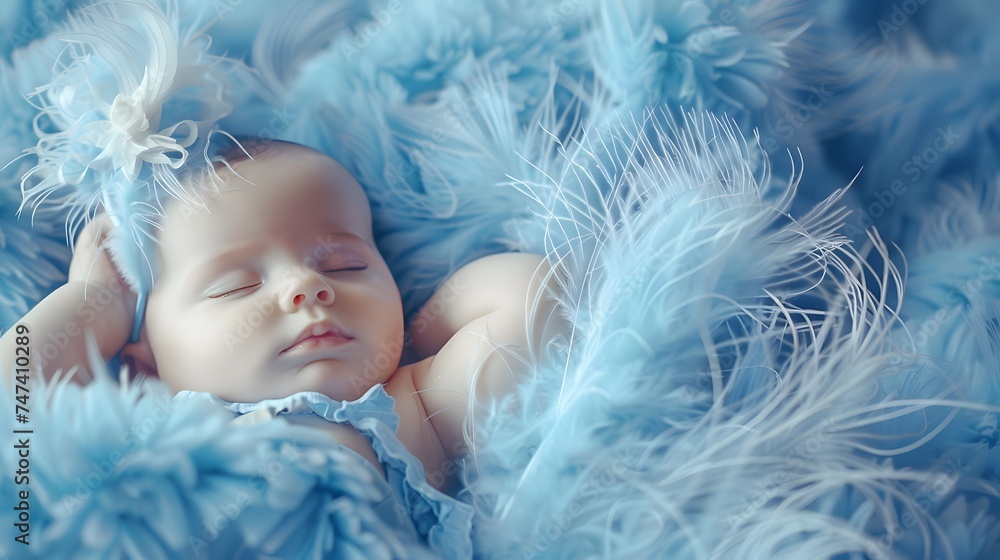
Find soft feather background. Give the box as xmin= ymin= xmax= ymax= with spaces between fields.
xmin=1 ymin=0 xmax=999 ymax=558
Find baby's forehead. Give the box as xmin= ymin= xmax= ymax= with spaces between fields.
xmin=150 ymin=147 xmax=377 ymax=275
xmin=156 ymin=188 xmax=367 ymax=240
xmin=162 ymin=143 xmax=369 ymax=222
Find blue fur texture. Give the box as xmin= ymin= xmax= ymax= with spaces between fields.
xmin=1 ymin=0 xmax=998 ymax=558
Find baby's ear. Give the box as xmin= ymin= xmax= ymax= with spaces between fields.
xmin=120 ymin=326 xmax=159 ymax=384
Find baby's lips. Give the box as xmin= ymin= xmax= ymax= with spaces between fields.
xmin=281 ymin=322 xmax=354 ymax=354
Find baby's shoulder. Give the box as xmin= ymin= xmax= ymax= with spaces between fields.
xmin=384 ymin=359 xmax=451 ymax=491
xmin=385 ymin=357 xmax=436 ymax=434
xmin=383 ymin=356 xmax=430 ymax=408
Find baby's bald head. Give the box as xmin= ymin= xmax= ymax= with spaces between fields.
xmin=153 ymin=141 xmax=375 ymax=277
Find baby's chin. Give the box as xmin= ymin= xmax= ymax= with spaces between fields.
xmin=160 ymin=357 xmax=395 ymax=403
xmin=230 ymin=360 xmax=393 ymax=403
xmin=293 ymin=361 xmax=390 ymax=401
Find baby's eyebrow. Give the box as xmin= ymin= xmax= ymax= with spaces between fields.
xmin=187 ymin=233 xmax=373 ymax=286
xmin=187 ymin=242 xmax=265 ymax=287
xmin=202 ymin=242 xmax=265 ymax=270
xmin=315 ymin=232 xmax=376 ymax=255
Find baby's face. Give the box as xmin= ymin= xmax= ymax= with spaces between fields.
xmin=141 ymin=145 xmax=404 ymax=402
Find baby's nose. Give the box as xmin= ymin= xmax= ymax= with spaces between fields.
xmin=292 ymin=288 xmax=332 ymax=307
xmin=283 ymin=272 xmax=335 ymax=311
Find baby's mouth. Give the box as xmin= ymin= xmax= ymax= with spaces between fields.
xmin=280 ymin=323 xmax=354 ymax=355
xmin=281 ymin=332 xmax=353 ymax=354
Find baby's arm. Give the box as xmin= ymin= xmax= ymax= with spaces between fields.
xmin=1 ymin=216 xmax=137 ymax=386
xmin=409 ymin=252 xmax=566 ymax=461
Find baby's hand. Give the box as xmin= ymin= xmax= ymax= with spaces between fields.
xmin=1 ymin=214 xmax=139 ymax=384
xmin=68 ymin=214 xmax=130 ymax=291
xmin=68 ymin=215 xmax=139 ymax=317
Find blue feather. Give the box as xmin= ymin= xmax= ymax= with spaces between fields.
xmin=463 ymin=108 xmax=1000 ymax=559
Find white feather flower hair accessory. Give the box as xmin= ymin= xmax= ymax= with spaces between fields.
xmin=16 ymin=0 xmax=245 ymax=341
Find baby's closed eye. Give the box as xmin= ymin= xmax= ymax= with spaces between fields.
xmin=206 ymin=272 xmax=263 ymax=298
xmin=205 ymin=264 xmax=368 ymax=299
xmin=321 ymin=264 xmax=367 ymax=273
xmin=210 ymin=283 xmax=263 ymax=298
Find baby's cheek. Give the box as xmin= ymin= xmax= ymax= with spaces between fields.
xmin=156 ymin=312 xmax=226 ymax=381
xmin=196 ymin=311 xmax=260 ymax=367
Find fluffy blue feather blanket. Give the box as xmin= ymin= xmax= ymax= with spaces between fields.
xmin=2 ymin=0 xmax=999 ymax=558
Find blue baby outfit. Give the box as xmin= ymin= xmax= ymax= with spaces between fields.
xmin=173 ymin=384 xmax=474 ymax=559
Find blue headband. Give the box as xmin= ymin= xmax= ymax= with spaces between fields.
xmin=130 ymin=289 xmax=148 ymax=344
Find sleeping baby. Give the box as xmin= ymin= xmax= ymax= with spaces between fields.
xmin=1 ymin=139 xmax=565 ymax=556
